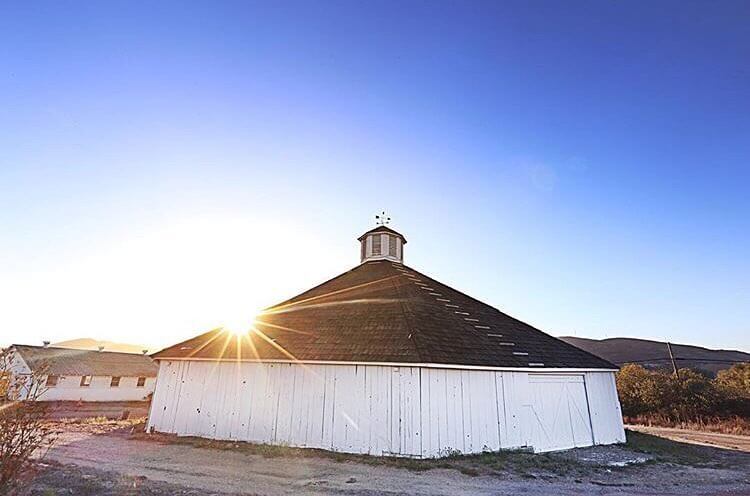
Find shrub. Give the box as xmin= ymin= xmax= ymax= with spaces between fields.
xmin=616 ymin=363 xmax=750 ymax=424
xmin=616 ymin=364 xmax=670 ymax=417
xmin=0 ymin=349 xmax=57 ymax=493
xmin=715 ymin=363 xmax=750 ymax=417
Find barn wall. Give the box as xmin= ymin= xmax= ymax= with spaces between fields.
xmin=3 ymin=351 xmax=32 ymax=400
xmin=585 ymin=372 xmax=626 ymax=444
xmin=147 ymin=361 xmax=624 ymax=457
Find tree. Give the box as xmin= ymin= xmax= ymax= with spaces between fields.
xmin=0 ymin=349 xmax=57 ymax=493
xmin=715 ymin=363 xmax=750 ymax=417
xmin=617 ymin=361 xmax=750 ymax=423
xmin=616 ymin=364 xmax=672 ymax=417
xmin=716 ymin=363 xmax=750 ymax=395
xmin=666 ymin=368 xmax=718 ymax=420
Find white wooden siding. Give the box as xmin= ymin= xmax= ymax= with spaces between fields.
xmin=584 ymin=371 xmax=626 ymax=445
xmin=525 ymin=374 xmax=594 ymax=452
xmin=361 ymin=233 xmax=403 ymax=263
xmin=38 ymin=375 xmax=156 ymax=402
xmin=148 ymin=361 xmax=624 ymax=456
xmin=4 ymin=353 xmax=155 ymax=402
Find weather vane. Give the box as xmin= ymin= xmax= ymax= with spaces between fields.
xmin=375 ymin=211 xmax=391 ymax=226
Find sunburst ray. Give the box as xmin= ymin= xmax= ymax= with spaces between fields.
xmin=262 ymin=275 xmax=401 ymax=314
xmin=262 ymin=297 xmax=400 ymax=316
xmin=249 ymin=325 xmax=299 ymax=362
xmin=185 ymin=328 xmax=226 ymax=358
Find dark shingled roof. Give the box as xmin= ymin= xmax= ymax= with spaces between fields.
xmin=12 ymin=345 xmax=158 ymax=377
xmin=152 ymin=261 xmax=616 ymax=370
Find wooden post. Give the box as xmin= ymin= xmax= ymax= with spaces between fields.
xmin=666 ymin=341 xmax=680 ymax=379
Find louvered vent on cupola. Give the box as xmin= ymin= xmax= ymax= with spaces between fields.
xmin=357 ymin=225 xmax=407 ymax=263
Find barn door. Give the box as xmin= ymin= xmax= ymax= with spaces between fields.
xmin=527 ymin=374 xmax=594 ymax=452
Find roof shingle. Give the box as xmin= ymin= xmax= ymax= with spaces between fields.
xmin=152 ymin=261 xmax=616 ymax=369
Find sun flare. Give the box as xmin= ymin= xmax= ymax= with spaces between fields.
xmin=223 ymin=327 xmax=249 ymax=336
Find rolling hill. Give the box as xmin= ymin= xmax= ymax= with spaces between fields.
xmin=52 ymin=338 xmax=150 ymax=355
xmin=559 ymin=336 xmax=750 ymax=376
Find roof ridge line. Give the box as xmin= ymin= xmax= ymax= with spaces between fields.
xmin=150 ymin=327 xmax=224 ymax=358
xmin=400 ymin=264 xmax=488 ymax=335
xmin=12 ymin=344 xmax=153 ymax=357
xmin=389 ymin=265 xmax=425 ymax=363
xmin=400 ymin=264 xmax=618 ymax=369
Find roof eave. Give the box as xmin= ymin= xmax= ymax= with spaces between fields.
xmin=148 ymin=357 xmax=619 ymax=373
xmin=357 ymin=226 xmax=407 ymax=243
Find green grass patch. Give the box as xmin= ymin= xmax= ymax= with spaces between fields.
xmin=458 ymin=449 xmax=585 ymax=476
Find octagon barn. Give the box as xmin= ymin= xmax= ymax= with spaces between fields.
xmin=148 ymin=225 xmax=625 ymax=456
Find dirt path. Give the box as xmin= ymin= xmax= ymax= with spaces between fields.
xmin=627 ymin=425 xmax=750 ymax=452
xmin=45 ymin=434 xmax=538 ymax=496
xmin=45 ymin=435 xmax=518 ymax=496
xmin=39 ymin=426 xmax=750 ymax=496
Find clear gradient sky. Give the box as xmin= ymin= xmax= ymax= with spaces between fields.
xmin=1 ymin=1 xmax=748 ymax=352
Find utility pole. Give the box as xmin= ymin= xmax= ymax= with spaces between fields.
xmin=666 ymin=341 xmax=680 ymax=379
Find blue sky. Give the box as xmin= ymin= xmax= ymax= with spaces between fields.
xmin=1 ymin=1 xmax=748 ymax=352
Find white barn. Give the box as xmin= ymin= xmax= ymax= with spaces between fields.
xmin=5 ymin=345 xmax=158 ymax=402
xmin=148 ymin=226 xmax=625 ymax=456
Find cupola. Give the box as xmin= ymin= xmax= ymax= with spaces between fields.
xmin=358 ymin=225 xmax=407 ymax=263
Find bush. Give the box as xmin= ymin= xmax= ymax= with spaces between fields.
xmin=716 ymin=363 xmax=750 ymax=393
xmin=0 ymin=350 xmax=57 ymax=493
xmin=616 ymin=363 xmax=750 ymax=424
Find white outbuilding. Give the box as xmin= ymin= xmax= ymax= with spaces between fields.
xmin=148 ymin=225 xmax=625 ymax=456
xmin=4 ymin=345 xmax=157 ymax=402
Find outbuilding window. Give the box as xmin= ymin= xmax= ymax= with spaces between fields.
xmin=389 ymin=235 xmax=397 ymax=257
xmin=80 ymin=376 xmax=92 ymax=387
xmin=46 ymin=375 xmax=59 ymax=387
xmin=110 ymin=376 xmax=121 ymax=387
xmin=136 ymin=377 xmax=146 ymax=388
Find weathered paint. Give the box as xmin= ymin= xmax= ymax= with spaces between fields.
xmin=525 ymin=374 xmax=594 ymax=451
xmin=147 ymin=361 xmax=625 ymax=456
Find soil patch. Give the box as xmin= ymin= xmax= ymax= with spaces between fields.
xmin=20 ymin=424 xmax=750 ymax=496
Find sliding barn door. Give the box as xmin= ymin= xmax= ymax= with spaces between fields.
xmin=527 ymin=374 xmax=594 ymax=452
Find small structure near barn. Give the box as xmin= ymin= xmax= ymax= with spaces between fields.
xmin=148 ymin=224 xmax=625 ymax=456
xmin=5 ymin=344 xmax=157 ymax=402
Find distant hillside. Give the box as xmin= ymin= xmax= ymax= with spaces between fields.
xmin=560 ymin=336 xmax=750 ymax=376
xmin=52 ymin=338 xmax=150 ymax=355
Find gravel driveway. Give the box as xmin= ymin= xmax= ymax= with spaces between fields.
xmin=23 ymin=423 xmax=750 ymax=496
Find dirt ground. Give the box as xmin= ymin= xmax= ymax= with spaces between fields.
xmin=17 ymin=422 xmax=750 ymax=496
xmin=45 ymin=401 xmax=151 ymax=420
xmin=627 ymin=425 xmax=750 ymax=452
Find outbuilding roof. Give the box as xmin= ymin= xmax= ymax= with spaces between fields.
xmin=152 ymin=260 xmax=616 ymax=370
xmin=12 ymin=345 xmax=158 ymax=377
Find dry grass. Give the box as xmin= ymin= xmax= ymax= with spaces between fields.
xmin=126 ymin=423 xmax=719 ymax=477
xmin=127 ymin=423 xmax=593 ymax=476
xmin=46 ymin=418 xmax=145 ymax=437
xmin=624 ymin=415 xmax=750 ymax=436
